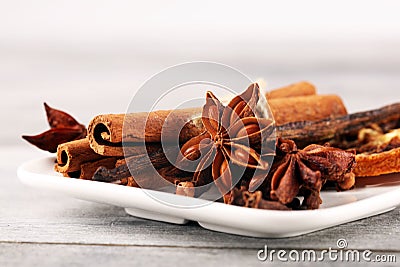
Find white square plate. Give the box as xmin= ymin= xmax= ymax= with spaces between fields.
xmin=17 ymin=157 xmax=400 ymax=238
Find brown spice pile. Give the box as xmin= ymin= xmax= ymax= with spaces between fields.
xmin=22 ymin=81 xmax=400 ymax=211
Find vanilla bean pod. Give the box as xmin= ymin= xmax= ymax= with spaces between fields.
xmin=277 ymin=103 xmax=400 ymax=149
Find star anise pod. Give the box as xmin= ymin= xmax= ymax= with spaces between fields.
xmin=176 ymin=84 xmax=275 ymax=203
xmin=268 ymin=138 xmax=356 ymax=209
xmin=22 ymin=103 xmax=87 ymax=152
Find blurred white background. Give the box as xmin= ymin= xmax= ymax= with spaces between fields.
xmin=1 ymin=0 xmax=400 ymax=147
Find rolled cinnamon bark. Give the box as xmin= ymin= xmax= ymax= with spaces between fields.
xmin=266 ymin=81 xmax=316 ymax=100
xmin=88 ymin=108 xmax=204 ymax=157
xmin=269 ymin=94 xmax=347 ymax=126
xmin=88 ymin=94 xmax=346 ymax=156
xmin=55 ymin=138 xmax=105 ymax=173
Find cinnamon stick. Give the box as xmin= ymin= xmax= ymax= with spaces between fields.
xmin=55 ymin=138 xmax=105 ymax=173
xmin=269 ymin=94 xmax=347 ymax=126
xmin=266 ymin=81 xmax=316 ymax=100
xmin=88 ymin=108 xmax=204 ymax=156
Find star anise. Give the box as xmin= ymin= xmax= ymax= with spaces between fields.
xmin=268 ymin=138 xmax=356 ymax=209
xmin=22 ymin=103 xmax=87 ymax=152
xmin=176 ymin=84 xmax=275 ymax=203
